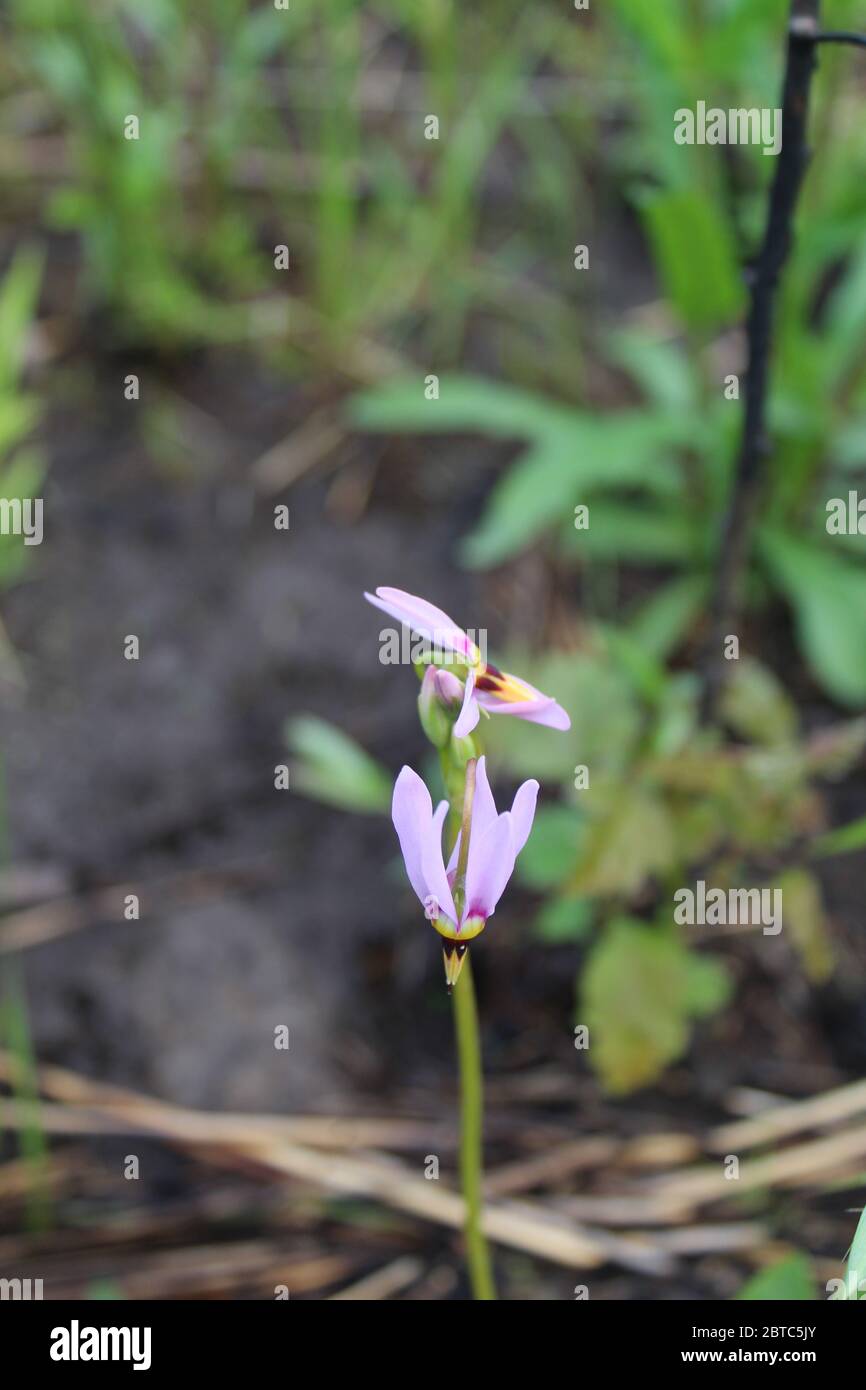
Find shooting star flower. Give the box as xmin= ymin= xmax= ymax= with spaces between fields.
xmin=364 ymin=586 xmax=571 ymax=739
xmin=392 ymin=756 xmax=538 ymax=988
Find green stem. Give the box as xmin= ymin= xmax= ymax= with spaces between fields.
xmin=436 ymin=740 xmax=496 ymax=1296
xmin=452 ymin=951 xmax=496 ymax=1300
xmin=439 ymin=747 xmax=465 ymax=846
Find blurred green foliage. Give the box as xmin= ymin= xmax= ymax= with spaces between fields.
xmin=285 ymin=714 xmax=391 ymax=814
xmin=353 ymin=292 xmax=866 ymax=706
xmin=5 ymin=0 xmax=866 ymax=1099
xmin=4 ymin=0 xmax=599 ymax=360
xmin=843 ymin=1203 xmax=866 ymax=1299
xmin=0 ymin=248 xmax=43 ymax=591
xmin=352 ymin=0 xmax=866 ymax=706
xmin=582 ymin=915 xmax=730 ymax=1095
xmin=487 ymin=637 xmax=864 ymax=1090
xmin=290 ymin=634 xmax=866 ymax=1093
xmin=736 ymin=1252 xmax=816 ymax=1301
xmin=8 ymin=0 xmax=293 ymax=345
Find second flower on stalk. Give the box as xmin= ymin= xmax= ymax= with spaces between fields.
xmin=365 ymin=586 xmax=571 ymax=738
xmin=392 ymin=756 xmax=538 ymax=988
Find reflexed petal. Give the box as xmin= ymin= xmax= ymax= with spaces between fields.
xmin=364 ymin=587 xmax=476 ymax=661
xmin=470 ymin=755 xmax=498 ymax=843
xmin=391 ymin=766 xmax=434 ymax=905
xmin=509 ymin=778 xmax=539 ymax=856
xmin=421 ymin=801 xmax=458 ymax=929
xmin=453 ymin=668 xmax=480 ymax=738
xmin=463 ymin=812 xmax=515 ymax=924
xmin=476 ymin=691 xmax=571 ymax=730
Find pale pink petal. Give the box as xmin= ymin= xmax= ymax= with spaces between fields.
xmin=463 ymin=813 xmax=515 ymax=924
xmin=475 ymin=691 xmax=571 ymax=730
xmin=418 ymin=663 xmax=438 ymax=702
xmin=446 ymin=832 xmax=460 ymax=878
xmin=509 ymin=779 xmax=539 ymax=856
xmin=470 ymin=755 xmax=498 ymax=842
xmin=391 ymin=766 xmax=434 ymax=905
xmin=453 ymin=668 xmax=480 ymax=738
xmin=364 ymin=588 xmax=475 ymax=661
xmin=421 ymin=801 xmax=458 ymax=929
xmin=433 ymin=668 xmax=464 ymax=705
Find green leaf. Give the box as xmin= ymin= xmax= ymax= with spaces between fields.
xmin=564 ymin=501 xmax=696 ymax=565
xmin=721 ymin=657 xmax=798 ymax=746
xmin=606 ymin=0 xmax=690 ymax=72
xmin=580 ymin=918 xmax=730 ymax=1093
xmin=813 ymin=814 xmax=866 ymax=858
xmin=518 ymin=806 xmax=584 ymax=890
xmin=483 ymin=648 xmax=642 ymax=783
xmin=604 ymin=328 xmax=699 ymax=413
xmin=735 ymin=1254 xmax=815 ymax=1302
xmin=683 ymin=951 xmax=732 ymax=1017
xmin=830 ymin=415 xmax=866 ymax=473
xmin=647 ymin=673 xmax=701 ymax=756
xmin=774 ymin=869 xmax=834 ymax=984
xmin=461 ymin=438 xmax=591 ymax=569
xmin=0 ymin=449 xmax=44 ymax=587
xmin=845 ymin=1205 xmax=866 ymax=1300
xmin=602 ymin=626 xmax=669 ymax=705
xmin=0 ymin=448 xmax=44 ymax=499
xmin=0 ymin=396 xmax=39 ymax=459
xmin=627 ymin=574 xmax=709 ymax=660
xmin=352 ymin=374 xmax=685 ymax=570
xmin=534 ymin=895 xmax=593 ymax=943
xmin=0 ymin=246 xmax=43 ymax=395
xmin=570 ymin=789 xmax=677 ymax=898
xmin=761 ymin=530 xmax=866 ymax=707
xmin=641 ymin=188 xmax=745 ymax=333
xmin=462 ymin=414 xmax=680 ymax=569
xmin=285 ymin=716 xmax=391 ymax=815
xmin=824 ymin=247 xmax=866 ymax=389
xmin=350 ymin=375 xmax=574 ymax=441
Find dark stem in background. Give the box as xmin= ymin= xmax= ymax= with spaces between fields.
xmin=701 ymin=2 xmax=866 ymax=719
xmin=700 ymin=0 xmax=823 ymax=720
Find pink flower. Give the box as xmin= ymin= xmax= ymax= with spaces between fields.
xmin=392 ymin=756 xmax=538 ymax=984
xmin=364 ymin=586 xmax=570 ymax=738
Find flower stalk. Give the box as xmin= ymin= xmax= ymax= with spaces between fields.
xmin=367 ymin=586 xmax=569 ymax=1301
xmin=452 ymin=952 xmax=496 ymax=1300
xmin=443 ymin=749 xmax=495 ymax=1298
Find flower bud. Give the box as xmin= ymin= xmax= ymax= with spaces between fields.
xmin=418 ymin=666 xmax=464 ymax=748
xmin=433 ymin=668 xmax=463 ymax=705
